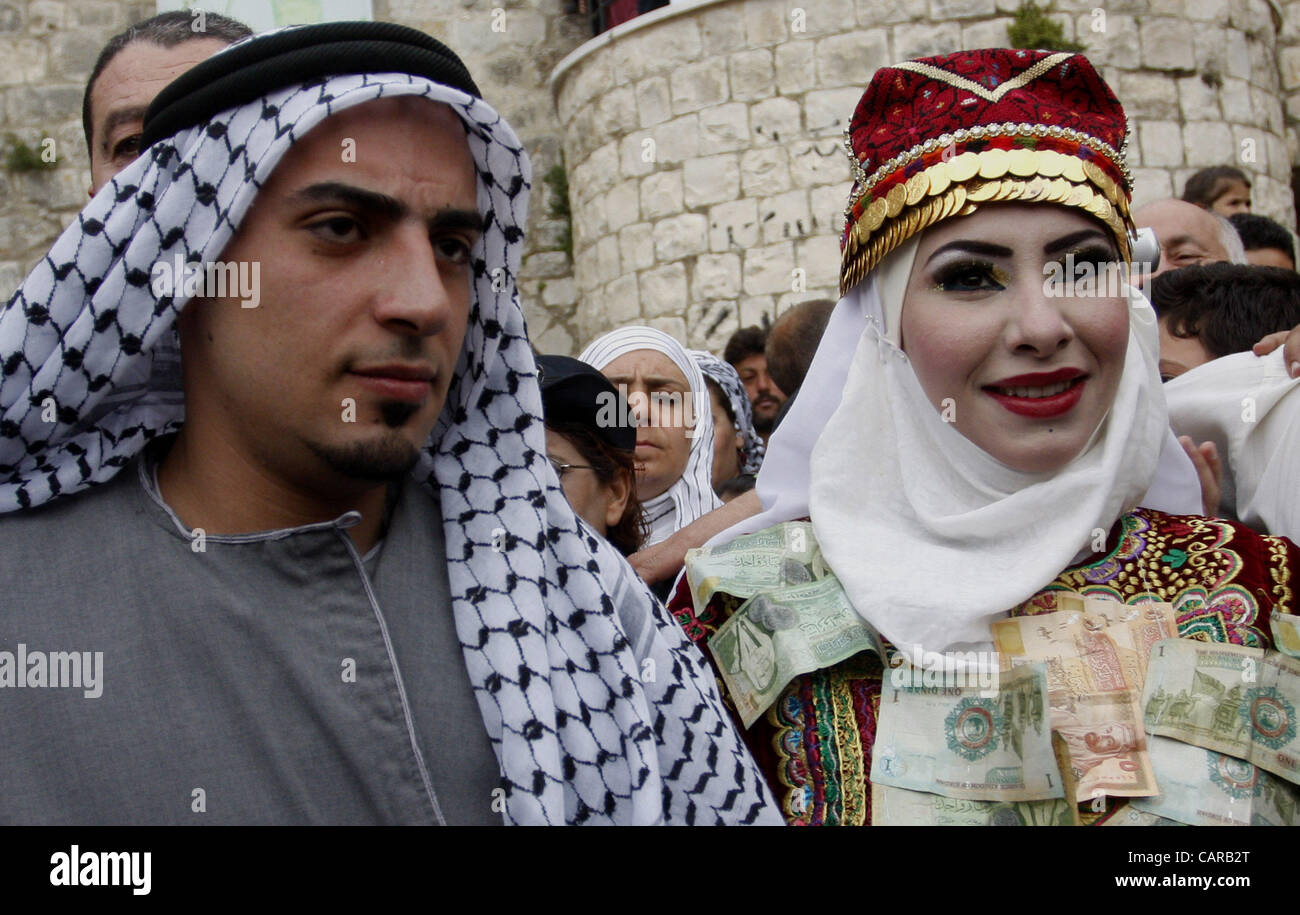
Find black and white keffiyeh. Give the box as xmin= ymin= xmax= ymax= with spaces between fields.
xmin=690 ymin=349 xmax=764 ymax=476
xmin=0 ymin=30 xmax=779 ymax=826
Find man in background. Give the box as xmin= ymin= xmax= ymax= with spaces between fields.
xmin=1230 ymin=212 xmax=1296 ymax=271
xmin=724 ymin=325 xmax=785 ymax=443
xmin=1135 ymin=198 xmax=1246 ymax=281
xmin=84 ymin=10 xmax=251 ymax=195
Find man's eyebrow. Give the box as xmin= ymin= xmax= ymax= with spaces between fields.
xmin=288 ymin=182 xmax=484 ymax=233
xmin=924 ymin=240 xmax=1013 ymax=263
xmin=98 ymin=106 xmax=150 ymax=152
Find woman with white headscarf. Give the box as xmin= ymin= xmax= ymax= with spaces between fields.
xmin=667 ymin=49 xmax=1300 ymax=826
xmin=580 ymin=327 xmax=722 ymax=550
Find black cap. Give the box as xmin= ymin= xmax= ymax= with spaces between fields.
xmin=142 ymin=21 xmax=481 ymax=150
xmin=537 ymin=355 xmax=635 ymax=453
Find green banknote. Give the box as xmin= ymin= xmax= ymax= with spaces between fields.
xmin=1142 ymin=638 xmax=1300 ymax=786
xmin=871 ymin=662 xmax=1067 ymax=802
xmin=684 ymin=521 xmax=828 ymax=617
xmin=1130 ymin=735 xmax=1300 ymax=826
xmin=872 ymin=782 xmax=1077 ymax=826
xmin=1271 ymin=613 xmax=1300 ymax=659
xmin=706 ymin=574 xmax=883 ymax=728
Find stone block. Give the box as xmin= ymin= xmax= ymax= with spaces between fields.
xmin=654 ymin=213 xmax=709 ymax=261
xmin=745 ymin=0 xmax=789 ymax=45
xmin=646 ymin=315 xmax=688 ymax=343
xmin=640 ymin=262 xmax=688 ymax=319
xmin=5 ymin=83 xmax=80 ymax=123
xmin=961 ymin=18 xmax=1011 ymax=51
xmin=684 ymin=155 xmax=741 ymax=208
xmin=1182 ymin=120 xmax=1235 ymax=167
xmin=621 ymin=130 xmax=656 ymax=178
xmin=699 ymin=102 xmax=751 ymax=154
xmin=700 ymin=2 xmax=746 ymax=55
xmin=652 ymin=114 xmax=700 ymax=165
xmin=619 ymin=222 xmax=657 ymax=271
xmin=1139 ymin=121 xmax=1184 ymax=167
xmin=593 ymin=235 xmax=622 ymax=284
xmin=601 ymin=272 xmax=642 ymax=328
xmin=691 ymin=253 xmax=742 ymax=299
xmin=636 ymin=76 xmax=673 ymax=128
xmin=541 ymin=277 xmax=578 ymax=308
xmin=1140 ymin=19 xmax=1197 ymax=72
xmin=1177 ymin=75 xmax=1222 ymax=121
xmin=709 ymin=198 xmax=760 ymax=251
xmin=775 ymin=40 xmax=816 ymax=95
xmin=641 ymin=170 xmax=684 ymax=220
xmin=759 ymin=190 xmax=811 ymax=243
xmin=670 ymin=59 xmax=729 ymax=115
xmin=856 ymin=0 xmax=927 ymax=25
xmin=596 ymin=86 xmax=640 ymax=136
xmin=0 ymin=38 xmax=47 ymax=85
xmin=892 ymin=20 xmax=961 ymax=61
xmin=814 ymin=31 xmax=887 ymax=88
xmin=1115 ymin=72 xmax=1179 ymax=121
xmin=1074 ymin=13 xmax=1138 ymax=66
xmin=531 ymin=320 xmax=577 ymax=357
xmin=1129 ymin=167 xmax=1175 ymax=210
xmin=795 ymin=0 xmax=857 ymax=37
xmin=795 ymin=235 xmax=841 ymax=290
xmin=741 ymin=147 xmax=792 ymax=196
xmin=803 ymin=87 xmax=863 ymax=136
xmin=524 ymin=250 xmax=573 ymax=279
xmin=605 ymin=178 xmax=641 ymax=231
xmin=810 ymin=184 xmax=849 ymax=236
xmin=750 ymin=95 xmax=803 ymax=147
xmin=929 ymin=0 xmax=996 ymax=17
xmin=743 ymin=242 xmax=796 ymax=295
xmin=729 ymin=48 xmax=774 ymax=101
xmin=790 ymin=140 xmax=849 ymax=187
xmin=1231 ymin=126 xmax=1268 ymax=173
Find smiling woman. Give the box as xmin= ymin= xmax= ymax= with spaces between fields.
xmin=666 ymin=48 xmax=1300 ymax=826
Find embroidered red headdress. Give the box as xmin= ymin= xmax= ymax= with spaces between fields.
xmin=840 ymin=48 xmax=1134 ymax=294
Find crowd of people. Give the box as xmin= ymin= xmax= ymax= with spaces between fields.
xmin=2 ymin=14 xmax=1300 ymax=826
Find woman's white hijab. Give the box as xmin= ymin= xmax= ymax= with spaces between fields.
xmin=714 ymin=233 xmax=1197 ymax=659
xmin=581 ymin=327 xmax=722 ymax=547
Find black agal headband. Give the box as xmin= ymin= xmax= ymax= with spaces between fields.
xmin=141 ymin=20 xmax=481 ymax=150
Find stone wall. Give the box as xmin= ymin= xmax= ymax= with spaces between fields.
xmin=552 ymin=0 xmax=1295 ymax=352
xmin=0 ymin=0 xmax=587 ymax=352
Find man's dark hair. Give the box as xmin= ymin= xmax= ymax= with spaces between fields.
xmin=1150 ymin=262 xmax=1300 ymax=360
xmin=765 ymin=298 xmax=834 ymax=396
xmin=723 ymin=325 xmax=768 ymax=367
xmin=716 ymin=474 xmax=756 ymax=501
xmin=1181 ymin=166 xmax=1251 ymax=209
xmin=83 ymin=10 xmax=252 ymax=151
xmin=1229 ymin=212 xmax=1295 ymax=264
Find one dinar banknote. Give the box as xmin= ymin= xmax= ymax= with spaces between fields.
xmin=871 ymin=662 xmax=1066 ymax=802
xmin=706 ymin=574 xmax=885 ymax=727
xmin=1142 ymin=637 xmax=1300 ymax=785
xmin=684 ymin=521 xmax=829 ymax=616
xmin=1130 ymin=735 xmax=1300 ymax=826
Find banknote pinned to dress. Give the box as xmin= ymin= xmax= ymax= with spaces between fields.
xmin=706 ymin=573 xmax=886 ymax=728
xmin=684 ymin=521 xmax=830 ymax=618
xmin=1130 ymin=735 xmax=1300 ymax=826
xmin=871 ymin=662 xmax=1067 ymax=802
xmin=1142 ymin=637 xmax=1300 ymax=786
xmin=990 ymin=596 xmax=1178 ymax=801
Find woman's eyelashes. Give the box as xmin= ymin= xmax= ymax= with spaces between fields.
xmin=931 ymin=259 xmax=1009 ymax=292
xmin=1055 ymin=244 xmax=1119 ymax=276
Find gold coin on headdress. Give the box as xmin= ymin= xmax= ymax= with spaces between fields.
xmin=1045 ymin=177 xmax=1073 ymax=204
xmin=1062 ymin=156 xmax=1086 ymax=183
xmin=1098 ymin=171 xmax=1122 ymax=206
xmin=1037 ymin=150 xmax=1065 ymax=178
xmin=1008 ymin=147 xmax=1037 ymax=177
xmin=1065 ymin=183 xmax=1091 ymax=209
xmin=928 ymin=166 xmax=951 ymax=197
xmin=977 ymin=148 xmax=1010 ymax=180
xmin=946 ymin=152 xmax=981 ymax=184
xmin=948 ymin=184 xmax=968 ymax=214
xmin=1022 ymin=176 xmax=1048 ymax=201
xmin=1082 ymin=159 xmax=1107 ymax=189
xmin=886 ymin=183 xmax=907 ymax=218
xmin=865 ymin=196 xmax=888 ymax=232
xmin=905 ymin=171 xmax=929 ymax=207
xmin=1087 ymin=194 xmax=1114 ymax=224
xmin=967 ymin=180 xmax=999 ymax=203
xmin=957 ymin=202 xmax=979 ymax=217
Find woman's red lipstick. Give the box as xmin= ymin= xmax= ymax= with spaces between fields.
xmin=983 ymin=368 xmax=1086 ymax=419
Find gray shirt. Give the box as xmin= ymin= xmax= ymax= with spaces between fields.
xmin=0 ymin=451 xmax=501 ymax=824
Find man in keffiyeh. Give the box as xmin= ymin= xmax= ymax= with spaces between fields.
xmin=0 ymin=22 xmax=779 ymax=826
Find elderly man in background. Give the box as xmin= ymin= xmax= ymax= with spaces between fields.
xmin=1135 ymin=197 xmax=1246 ymax=281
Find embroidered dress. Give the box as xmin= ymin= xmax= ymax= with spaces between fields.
xmin=668 ymin=510 xmax=1300 ymax=824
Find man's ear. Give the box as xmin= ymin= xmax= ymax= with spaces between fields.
xmin=604 ymin=466 xmax=633 ymax=531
